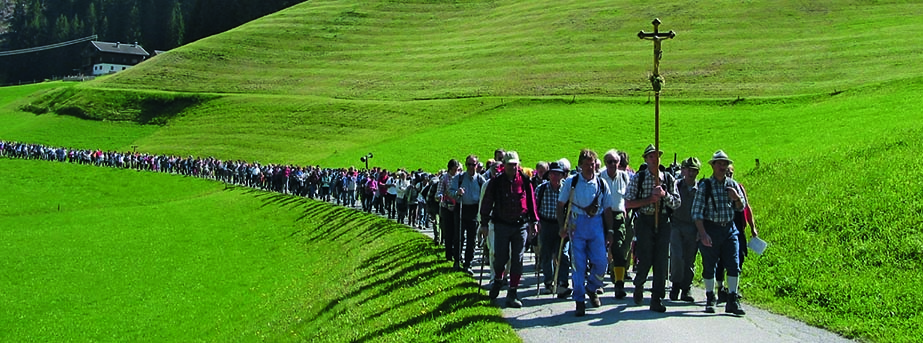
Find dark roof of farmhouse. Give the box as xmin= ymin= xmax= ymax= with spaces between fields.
xmin=90 ymin=41 xmax=150 ymax=56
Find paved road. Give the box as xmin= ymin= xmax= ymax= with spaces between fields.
xmin=355 ymin=204 xmax=853 ymax=343
xmin=499 ymin=254 xmax=854 ymax=343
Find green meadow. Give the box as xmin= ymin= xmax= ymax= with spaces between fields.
xmin=3 ymin=0 xmax=923 ymax=341
xmin=0 ymin=159 xmax=516 ymax=342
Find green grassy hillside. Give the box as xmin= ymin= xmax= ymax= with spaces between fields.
xmin=0 ymin=159 xmax=517 ymax=342
xmin=3 ymin=0 xmax=923 ymax=341
xmin=99 ymin=0 xmax=923 ymax=100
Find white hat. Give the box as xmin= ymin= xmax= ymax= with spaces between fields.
xmin=503 ymin=151 xmax=520 ymax=165
xmin=709 ymin=150 xmax=734 ymax=164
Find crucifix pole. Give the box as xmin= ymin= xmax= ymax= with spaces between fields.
xmin=638 ymin=18 xmax=675 ymax=230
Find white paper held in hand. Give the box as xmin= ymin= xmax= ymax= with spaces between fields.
xmin=748 ymin=236 xmax=768 ymax=255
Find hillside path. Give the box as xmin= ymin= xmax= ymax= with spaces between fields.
xmin=349 ymin=202 xmax=852 ymax=343
xmin=499 ymin=254 xmax=854 ymax=343
xmin=408 ymin=221 xmax=853 ymax=343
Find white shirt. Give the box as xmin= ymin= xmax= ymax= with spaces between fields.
xmin=598 ymin=168 xmax=629 ymax=213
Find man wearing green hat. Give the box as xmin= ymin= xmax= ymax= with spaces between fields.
xmin=692 ymin=150 xmax=747 ymax=315
xmin=669 ymin=157 xmax=702 ymax=302
xmin=625 ymin=144 xmax=681 ymax=312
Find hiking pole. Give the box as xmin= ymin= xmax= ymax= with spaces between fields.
xmin=552 ymin=188 xmax=577 ymax=296
xmin=534 ymin=235 xmax=541 ymax=297
xmin=477 ymin=233 xmax=486 ymax=294
xmin=457 ymin=190 xmax=465 ymax=271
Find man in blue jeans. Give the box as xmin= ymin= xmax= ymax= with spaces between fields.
xmin=692 ymin=150 xmax=747 ymax=315
xmin=557 ymin=149 xmax=614 ymax=317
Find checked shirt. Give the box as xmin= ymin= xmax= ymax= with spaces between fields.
xmin=625 ymin=167 xmax=680 ymax=215
xmin=690 ymin=176 xmax=747 ymax=223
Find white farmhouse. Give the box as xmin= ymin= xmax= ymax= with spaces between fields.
xmin=82 ymin=41 xmax=150 ymax=76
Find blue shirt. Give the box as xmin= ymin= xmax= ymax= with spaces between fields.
xmin=450 ymin=172 xmax=486 ymax=205
xmin=558 ymin=174 xmax=613 ymax=217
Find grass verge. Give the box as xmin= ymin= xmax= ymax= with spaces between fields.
xmin=0 ymin=159 xmax=518 ymax=342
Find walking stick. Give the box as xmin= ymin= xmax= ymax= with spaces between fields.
xmin=552 ymin=188 xmax=577 ymax=296
xmin=534 ymin=239 xmax=541 ymax=296
xmin=478 ymin=235 xmax=486 ymax=294
xmin=457 ymin=197 xmax=464 ymax=269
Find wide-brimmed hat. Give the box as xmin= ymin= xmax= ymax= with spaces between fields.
xmin=503 ymin=151 xmax=520 ymax=165
xmin=558 ymin=158 xmax=572 ymax=173
xmin=642 ymin=144 xmax=663 ymax=157
xmin=708 ymin=150 xmax=734 ymax=164
xmin=548 ymin=161 xmax=566 ymax=174
xmin=681 ymin=157 xmax=701 ymax=170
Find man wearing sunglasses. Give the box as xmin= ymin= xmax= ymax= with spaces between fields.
xmin=450 ymin=155 xmax=487 ymax=275
xmin=599 ymin=149 xmax=631 ymax=299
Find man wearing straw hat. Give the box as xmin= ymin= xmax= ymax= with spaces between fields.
xmin=692 ymin=150 xmax=747 ymax=315
xmin=625 ymin=144 xmax=681 ymax=313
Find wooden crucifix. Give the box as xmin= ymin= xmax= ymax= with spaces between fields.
xmin=638 ymin=18 xmax=675 ymax=230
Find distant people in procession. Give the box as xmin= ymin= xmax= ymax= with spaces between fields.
xmin=2 ymin=139 xmax=762 ymax=317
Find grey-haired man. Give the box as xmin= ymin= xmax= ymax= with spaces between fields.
xmin=692 ymin=150 xmax=747 ymax=315
xmin=669 ymin=157 xmax=702 ymax=302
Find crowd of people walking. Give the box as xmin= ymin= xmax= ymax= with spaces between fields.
xmin=1 ymin=140 xmax=760 ymax=317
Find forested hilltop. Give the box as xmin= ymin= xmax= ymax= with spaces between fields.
xmin=0 ymin=0 xmax=304 ymax=83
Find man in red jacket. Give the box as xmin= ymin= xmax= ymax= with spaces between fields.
xmin=480 ymin=151 xmax=539 ymax=308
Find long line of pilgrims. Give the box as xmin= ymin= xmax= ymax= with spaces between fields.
xmin=1 ymin=140 xmax=757 ymax=317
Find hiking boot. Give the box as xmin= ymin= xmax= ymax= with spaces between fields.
xmin=505 ymin=288 xmax=522 ymax=308
xmin=680 ymin=288 xmax=695 ymax=302
xmin=726 ymin=292 xmax=746 ymax=315
xmin=717 ymin=286 xmax=729 ymax=304
xmin=705 ymin=292 xmax=716 ymax=313
xmin=575 ymin=301 xmax=586 ymax=317
xmin=633 ymin=286 xmax=644 ymax=305
xmin=650 ymin=297 xmax=666 ymax=313
xmin=541 ymin=282 xmax=554 ymax=295
xmin=489 ymin=280 xmax=503 ymax=300
xmin=556 ymin=285 xmax=572 ymax=299
xmin=669 ymin=287 xmax=680 ymax=301
xmin=614 ymin=281 xmax=627 ymax=299
xmin=587 ymin=287 xmax=602 ymax=308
